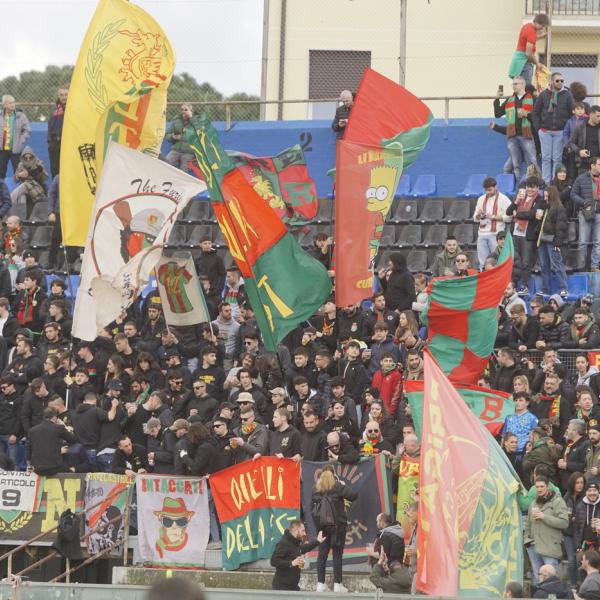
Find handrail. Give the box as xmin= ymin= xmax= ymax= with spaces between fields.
xmin=0 ymin=483 xmax=131 ymax=578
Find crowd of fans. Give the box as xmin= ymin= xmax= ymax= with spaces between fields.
xmin=4 ymin=13 xmax=600 ymax=595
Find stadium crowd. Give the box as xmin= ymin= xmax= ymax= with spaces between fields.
xmin=5 ymin=11 xmax=600 ymax=596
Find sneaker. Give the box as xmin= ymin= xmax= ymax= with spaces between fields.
xmin=333 ymin=583 xmax=348 ymax=593
xmin=517 ymin=286 xmax=529 ymax=296
xmin=560 ymin=289 xmax=569 ymax=298
xmin=316 ymin=583 xmax=329 ymax=593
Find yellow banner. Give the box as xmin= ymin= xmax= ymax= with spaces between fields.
xmin=60 ymin=0 xmax=175 ymax=246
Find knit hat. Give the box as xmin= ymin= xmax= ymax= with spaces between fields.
xmin=587 ymin=482 xmax=600 ymax=491
xmin=582 ymin=293 xmax=594 ymax=305
xmin=554 ymin=163 xmax=567 ymax=175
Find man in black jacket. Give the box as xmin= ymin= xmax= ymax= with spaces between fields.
xmin=111 ymin=434 xmax=149 ymax=475
xmin=569 ymin=105 xmax=600 ymax=175
xmin=27 ymin=406 xmax=77 ymax=475
xmin=271 ymin=519 xmax=325 ymax=590
xmin=558 ymin=419 xmax=589 ymax=490
xmin=572 ymin=156 xmax=600 ymax=270
xmin=533 ymin=564 xmax=573 ymax=599
xmin=508 ymin=304 xmax=540 ymax=351
xmin=531 ymin=72 xmax=574 ymax=184
xmin=331 ymin=90 xmax=353 ymax=139
xmin=0 ymin=375 xmax=21 ymax=466
xmin=194 ymin=237 xmax=225 ymax=295
xmin=300 ymin=411 xmax=328 ymax=461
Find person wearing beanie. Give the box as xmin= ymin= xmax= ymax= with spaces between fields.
xmin=550 ymin=163 xmax=574 ymax=216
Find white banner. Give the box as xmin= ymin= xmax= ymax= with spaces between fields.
xmin=72 ymin=142 xmax=205 ymax=340
xmin=0 ymin=470 xmax=42 ymax=511
xmin=156 ymin=253 xmax=210 ymax=326
xmin=136 ymin=475 xmax=209 ymax=568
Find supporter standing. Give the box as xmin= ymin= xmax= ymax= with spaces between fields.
xmin=572 ymin=156 xmax=600 ymax=271
xmin=331 ymin=90 xmax=353 ymax=139
xmin=576 ymin=550 xmax=600 ymax=599
xmin=312 ymin=466 xmax=358 ymax=592
xmin=0 ymin=95 xmax=31 ymax=179
xmin=165 ymin=104 xmax=196 ymax=171
xmin=532 ymin=73 xmax=574 ymax=184
xmin=563 ymin=472 xmax=586 ymax=588
xmin=569 ymin=105 xmax=600 ymax=176
xmin=377 ymin=253 xmax=415 ymax=312
xmin=508 ymin=14 xmax=549 ymax=84
xmin=47 ymin=87 xmax=68 ymax=178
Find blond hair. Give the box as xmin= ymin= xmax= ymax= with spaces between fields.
xmin=314 ymin=469 xmax=336 ymax=494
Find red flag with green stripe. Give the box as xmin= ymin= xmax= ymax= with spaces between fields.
xmin=421 ymin=232 xmax=514 ymax=384
xmin=405 ymin=379 xmax=513 ymax=437
xmin=417 ymin=352 xmax=523 ymax=596
xmin=189 ymin=116 xmax=331 ymax=351
xmin=335 ymin=68 xmax=433 ymax=306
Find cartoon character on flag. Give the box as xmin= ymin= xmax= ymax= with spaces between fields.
xmin=366 ymin=164 xmax=399 ymax=263
xmin=153 ymin=497 xmax=195 ymax=558
xmin=156 ymin=261 xmax=193 ymax=314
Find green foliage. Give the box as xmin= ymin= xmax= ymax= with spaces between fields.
xmin=0 ymin=66 xmax=260 ymax=122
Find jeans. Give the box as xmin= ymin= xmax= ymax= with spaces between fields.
xmin=507 ymin=136 xmax=538 ymax=181
xmin=0 ymin=151 xmax=20 ymax=179
xmin=537 ymin=242 xmax=568 ymax=293
xmin=513 ymin=235 xmax=535 ymax=287
xmin=0 ymin=434 xmax=19 ymax=466
xmin=96 ymin=452 xmax=115 ymax=472
xmin=526 ymin=544 xmax=559 ymax=586
xmin=539 ymin=129 xmax=565 ymax=184
xmin=563 ymin=534 xmax=580 ymax=587
xmin=317 ymin=526 xmax=346 ymax=584
xmin=578 ymin=212 xmax=600 ymax=269
xmin=477 ymin=234 xmax=497 ymax=270
xmin=520 ymin=62 xmax=534 ymax=86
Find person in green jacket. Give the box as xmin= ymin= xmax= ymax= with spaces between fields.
xmin=522 ymin=427 xmax=561 ymax=487
xmin=165 ymin=104 xmax=196 ymax=172
xmin=525 ymin=475 xmax=569 ymax=587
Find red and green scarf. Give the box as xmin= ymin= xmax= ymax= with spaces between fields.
xmin=505 ymin=94 xmax=533 ymax=139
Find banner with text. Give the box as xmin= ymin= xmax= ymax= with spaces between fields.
xmin=0 ymin=474 xmax=85 ymax=542
xmin=85 ymin=473 xmax=133 ymax=556
xmin=210 ymin=456 xmax=301 ymax=570
xmin=0 ymin=470 xmax=42 ymax=512
xmin=301 ymin=455 xmax=392 ymax=564
xmin=136 ymin=475 xmax=210 ymax=569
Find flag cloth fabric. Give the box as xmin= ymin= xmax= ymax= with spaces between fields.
xmin=84 ymin=473 xmax=132 ymax=555
xmin=136 ymin=475 xmax=210 ymax=568
xmin=405 ymin=380 xmax=513 ymax=438
xmin=395 ymin=454 xmax=419 ymax=541
xmin=189 ymin=116 xmax=332 ymax=351
xmin=72 ymin=142 xmax=205 ymax=341
xmin=210 ymin=457 xmax=301 ymax=570
xmin=417 ymin=353 xmax=523 ymax=597
xmin=421 ymin=232 xmax=514 ymax=385
xmin=301 ymin=455 xmax=392 ymax=565
xmin=0 ymin=470 xmax=42 ymax=512
xmin=190 ymin=145 xmax=318 ymax=226
xmin=155 ymin=253 xmax=210 ymax=326
xmin=335 ymin=68 xmax=433 ymax=307
xmin=60 ymin=0 xmax=175 ymax=246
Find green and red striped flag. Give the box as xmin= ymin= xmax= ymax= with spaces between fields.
xmin=421 ymin=232 xmax=514 ymax=385
xmin=417 ymin=352 xmax=523 ymax=597
xmin=405 ymin=380 xmax=513 ymax=438
xmin=189 ymin=115 xmax=331 ymax=351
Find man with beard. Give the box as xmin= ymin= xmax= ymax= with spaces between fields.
xmin=300 ymin=411 xmax=327 ymax=461
xmin=325 ymin=431 xmax=359 ymax=465
xmin=186 ymin=380 xmax=218 ymax=423
xmin=558 ymin=419 xmax=590 ymax=490
xmin=585 ymin=424 xmax=600 ymax=485
xmin=574 ymin=482 xmax=600 ymax=553
xmin=269 ymin=408 xmax=302 ymax=461
xmin=362 ymin=292 xmax=399 ymax=339
xmin=404 ymin=350 xmax=423 ymax=381
xmin=530 ymin=372 xmax=572 ymax=441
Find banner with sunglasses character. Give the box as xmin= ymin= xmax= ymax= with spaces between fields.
xmin=136 ymin=475 xmax=209 ymax=568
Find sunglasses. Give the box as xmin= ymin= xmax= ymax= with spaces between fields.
xmin=160 ymin=516 xmax=189 ymax=528
xmin=241 ymin=417 xmax=253 ymax=423
xmin=554 ymin=79 xmax=564 ymax=83
xmin=367 ymin=429 xmax=380 ymax=434
xmin=193 ymin=386 xmax=203 ymax=391
xmin=239 ymin=401 xmax=252 ymax=405
xmin=171 ymin=380 xmax=183 ymax=385
xmin=244 ymin=341 xmax=254 ymax=345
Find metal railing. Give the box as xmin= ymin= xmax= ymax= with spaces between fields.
xmin=526 ymin=0 xmax=600 ymax=15
xmin=0 ymin=485 xmax=131 ymax=582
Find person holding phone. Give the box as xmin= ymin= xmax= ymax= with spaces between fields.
xmin=332 ymin=90 xmax=353 ymax=139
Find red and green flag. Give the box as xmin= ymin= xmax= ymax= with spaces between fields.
xmin=189 ymin=115 xmax=331 ymax=351
xmin=417 ymin=352 xmax=523 ymax=597
xmin=335 ymin=68 xmax=433 ymax=306
xmin=405 ymin=380 xmax=513 ymax=438
xmin=210 ymin=457 xmax=301 ymax=570
xmin=421 ymin=232 xmax=514 ymax=385
xmin=190 ymin=144 xmax=318 ymax=227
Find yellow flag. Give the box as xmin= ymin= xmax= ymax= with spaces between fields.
xmin=60 ymin=0 xmax=175 ymax=246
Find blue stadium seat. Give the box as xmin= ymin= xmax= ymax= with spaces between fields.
xmin=457 ymin=174 xmax=486 ymax=198
xmin=565 ymin=273 xmax=588 ymax=301
xmin=496 ymin=173 xmax=516 ymax=196
xmin=394 ymin=174 xmax=411 ymax=198
xmin=409 ymin=175 xmax=437 ymax=198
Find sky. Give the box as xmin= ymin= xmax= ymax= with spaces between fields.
xmin=0 ymin=0 xmax=264 ymax=96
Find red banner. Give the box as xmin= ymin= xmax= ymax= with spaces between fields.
xmin=417 ymin=353 xmax=488 ymax=596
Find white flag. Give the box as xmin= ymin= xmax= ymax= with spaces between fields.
xmin=72 ymin=142 xmax=205 ymax=341
xmin=156 ymin=253 xmax=209 ymax=326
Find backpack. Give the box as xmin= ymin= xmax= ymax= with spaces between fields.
xmin=312 ymin=494 xmax=336 ymax=529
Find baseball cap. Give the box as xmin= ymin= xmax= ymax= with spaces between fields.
xmin=165 ymin=347 xmax=180 ymax=358
xmin=236 ymin=392 xmax=255 ymax=404
xmin=22 ymin=250 xmax=35 ymax=259
xmin=221 ymin=401 xmax=238 ymax=410
xmin=587 ymin=482 xmax=600 ymax=491
xmin=169 ymin=418 xmax=190 ymax=432
xmin=270 ymin=387 xmax=286 ymax=397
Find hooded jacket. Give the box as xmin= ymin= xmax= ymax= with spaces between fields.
xmin=574 ymin=494 xmax=600 ymax=549
xmin=14 ymin=146 xmax=48 ymax=188
xmin=430 ymin=245 xmax=463 ymax=278
xmin=525 ymin=490 xmax=569 ymax=558
xmin=374 ymin=522 xmax=405 ymax=564
xmin=270 ymin=529 xmax=321 ymax=590
xmin=532 ymin=575 xmax=574 ymax=599
xmin=379 ymin=254 xmax=416 ymax=312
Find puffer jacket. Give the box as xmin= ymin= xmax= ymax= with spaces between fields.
xmin=525 ymin=491 xmax=569 ymax=558
xmin=571 ymin=171 xmax=596 ymax=211
xmin=539 ymin=204 xmax=567 ymax=246
xmin=0 ymin=109 xmax=31 ymax=154
xmin=538 ymin=314 xmax=570 ymax=349
xmin=574 ymin=495 xmax=600 ymax=549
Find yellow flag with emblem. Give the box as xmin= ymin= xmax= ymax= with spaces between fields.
xmin=60 ymin=0 xmax=175 ymax=246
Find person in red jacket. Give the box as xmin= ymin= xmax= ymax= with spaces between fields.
xmin=371 ymin=353 xmax=402 ymax=417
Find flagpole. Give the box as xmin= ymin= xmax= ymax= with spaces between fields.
xmin=60 ymin=244 xmax=77 ymax=409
